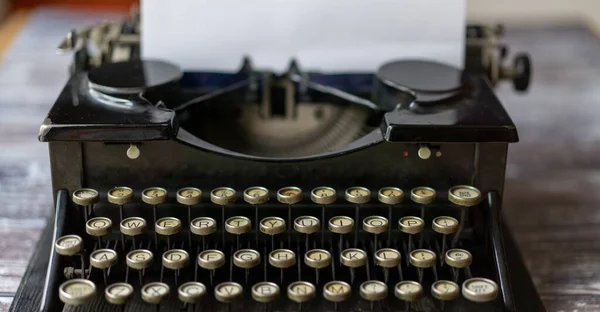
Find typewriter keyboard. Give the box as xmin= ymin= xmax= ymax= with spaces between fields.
xmin=55 ymin=185 xmax=502 ymax=312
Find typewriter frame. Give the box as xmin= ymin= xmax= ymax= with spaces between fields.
xmin=9 ymin=12 xmax=543 ymax=312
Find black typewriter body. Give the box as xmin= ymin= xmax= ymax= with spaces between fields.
xmin=9 ymin=16 xmax=545 ymax=312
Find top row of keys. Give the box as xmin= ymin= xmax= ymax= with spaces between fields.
xmin=72 ymin=185 xmax=482 ymax=208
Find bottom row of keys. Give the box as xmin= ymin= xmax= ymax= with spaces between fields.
xmin=59 ymin=277 xmax=499 ymax=307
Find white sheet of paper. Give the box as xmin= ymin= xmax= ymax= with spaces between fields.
xmin=141 ymin=0 xmax=465 ymax=73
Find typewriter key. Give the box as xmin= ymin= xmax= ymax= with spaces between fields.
xmin=341 ymin=248 xmax=367 ymax=284
xmin=311 ymin=186 xmax=336 ymax=247
xmin=58 ymin=278 xmax=97 ymax=306
xmin=162 ymin=249 xmax=189 ymax=286
xmin=120 ymin=217 xmax=146 ymax=247
xmin=178 ymin=281 xmax=206 ymax=304
xmin=360 ymin=280 xmax=388 ymax=309
xmin=269 ymin=249 xmax=296 ymax=283
xmin=410 ymin=187 xmax=436 ymax=205
xmin=108 ymin=186 xmax=134 ymax=205
xmin=211 ymin=187 xmax=237 ymax=242
xmin=105 ymin=282 xmax=133 ymax=305
xmin=399 ymin=216 xmax=424 ymax=252
xmin=346 ymin=186 xmax=370 ymax=247
xmin=448 ymin=185 xmax=481 ymax=248
xmin=86 ymin=217 xmax=112 ymax=247
xmin=142 ymin=187 xmax=168 ymax=205
xmin=378 ymin=187 xmax=403 ymax=205
xmin=374 ymin=248 xmax=401 ymax=283
xmin=72 ymin=188 xmax=98 ymax=222
xmin=294 ymin=216 xmax=320 ymax=250
xmin=126 ymin=249 xmax=153 ymax=284
xmin=287 ymin=281 xmax=316 ymax=309
xmin=394 ymin=280 xmax=423 ymax=302
xmin=90 ymin=249 xmax=117 ymax=284
xmin=252 ymin=281 xmax=280 ymax=303
xmin=431 ymin=280 xmax=459 ymax=309
xmin=305 ymin=249 xmax=331 ymax=284
xmin=277 ymin=186 xmax=302 ymax=246
xmin=226 ymin=216 xmax=251 ymax=249
xmin=55 ymin=234 xmax=83 ymax=256
xmin=155 ymin=217 xmax=182 ymax=248
xmin=215 ymin=282 xmax=243 ymax=303
xmin=233 ymin=249 xmax=261 ymax=284
xmin=244 ymin=186 xmax=270 ymax=242
xmin=462 ymin=277 xmax=499 ymax=303
xmin=323 ymin=281 xmax=351 ymax=307
xmin=191 ymin=217 xmax=217 ymax=250
xmin=260 ymin=216 xmax=286 ymax=250
xmin=363 ymin=216 xmax=389 ymax=249
xmin=329 ymin=216 xmax=354 ymax=254
xmin=55 ymin=235 xmax=85 ymax=278
xmin=445 ymin=249 xmax=473 ymax=282
xmin=433 ymin=216 xmax=459 ymax=265
xmin=177 ymin=187 xmax=202 ymax=247
xmin=141 ymin=282 xmax=170 ymax=306
xmin=410 ymin=249 xmax=437 ymax=283
xmin=197 ymin=250 xmax=225 ymax=285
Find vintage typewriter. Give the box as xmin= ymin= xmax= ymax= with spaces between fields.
xmin=9 ymin=8 xmax=546 ymax=312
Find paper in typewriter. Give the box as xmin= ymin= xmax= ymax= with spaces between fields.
xmin=141 ymin=0 xmax=466 ymax=72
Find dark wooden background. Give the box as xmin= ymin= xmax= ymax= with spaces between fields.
xmin=0 ymin=8 xmax=599 ymax=312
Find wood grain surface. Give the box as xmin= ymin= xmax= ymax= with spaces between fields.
xmin=0 ymin=8 xmax=599 ymax=312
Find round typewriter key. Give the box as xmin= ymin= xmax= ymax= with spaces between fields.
xmin=198 ymin=250 xmax=226 ymax=270
xmin=105 ymin=282 xmax=133 ymax=305
xmin=409 ymin=249 xmax=436 ymax=268
xmin=398 ymin=216 xmax=424 ymax=234
xmin=107 ymin=186 xmax=133 ymax=205
xmin=90 ymin=249 xmax=117 ymax=269
xmin=155 ymin=217 xmax=182 ymax=236
xmin=375 ymin=248 xmax=401 ymax=268
xmin=448 ymin=185 xmax=482 ymax=207
xmin=311 ymin=186 xmax=336 ymax=205
xmin=304 ymin=249 xmax=331 ymax=269
xmin=294 ymin=216 xmax=320 ymax=234
xmin=210 ymin=187 xmax=236 ymax=205
xmin=141 ymin=282 xmax=170 ymax=305
xmin=260 ymin=216 xmax=286 ymax=235
xmin=341 ymin=248 xmax=367 ymax=268
xmin=323 ymin=281 xmax=351 ymax=303
xmin=126 ymin=249 xmax=153 ymax=270
xmin=191 ymin=217 xmax=217 ymax=236
xmin=72 ymin=188 xmax=99 ymax=206
xmin=395 ymin=281 xmax=423 ymax=302
xmin=120 ymin=217 xmax=146 ymax=237
xmin=328 ymin=216 xmax=354 ymax=234
xmin=360 ymin=280 xmax=388 ymax=301
xmin=178 ymin=281 xmax=206 ymax=304
xmin=269 ymin=249 xmax=296 ymax=268
xmin=252 ymin=281 xmax=280 ymax=303
xmin=215 ymin=282 xmax=243 ymax=303
xmin=431 ymin=280 xmax=459 ymax=301
xmin=363 ymin=216 xmax=389 ymax=234
xmin=432 ymin=216 xmax=459 ymax=235
xmin=142 ymin=187 xmax=167 ymax=205
xmin=462 ymin=277 xmax=499 ymax=303
xmin=378 ymin=187 xmax=404 ymax=205
xmin=55 ymin=234 xmax=83 ymax=256
xmin=287 ymin=281 xmax=315 ymax=303
xmin=410 ymin=187 xmax=436 ymax=204
xmin=176 ymin=187 xmax=202 ymax=206
xmin=345 ymin=186 xmax=371 ymax=204
xmin=86 ymin=217 xmax=112 ymax=237
xmin=445 ymin=249 xmax=472 ymax=268
xmin=58 ymin=278 xmax=96 ymax=306
xmin=162 ymin=249 xmax=189 ymax=270
xmin=225 ymin=216 xmax=252 ymax=235
xmin=277 ymin=186 xmax=303 ymax=204
xmin=233 ymin=249 xmax=261 ymax=269
xmin=244 ymin=186 xmax=269 ymax=205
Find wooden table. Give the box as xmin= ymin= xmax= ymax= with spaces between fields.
xmin=0 ymin=8 xmax=599 ymax=312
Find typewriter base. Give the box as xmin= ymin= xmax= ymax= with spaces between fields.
xmin=10 ymin=212 xmax=545 ymax=312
